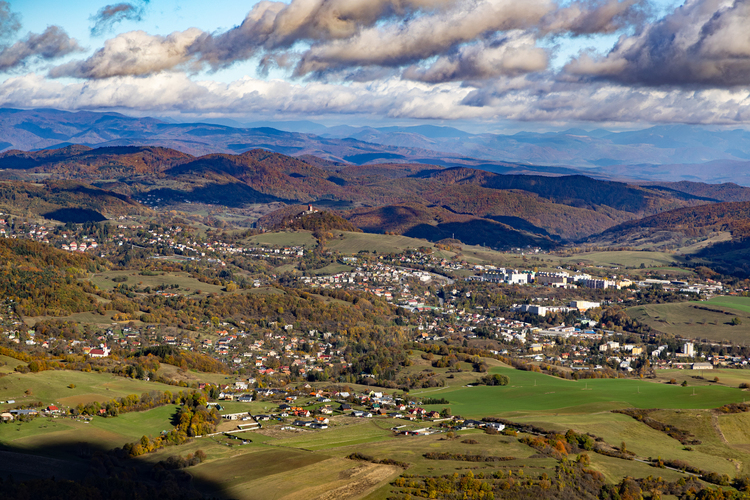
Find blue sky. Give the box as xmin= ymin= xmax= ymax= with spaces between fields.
xmin=1 ymin=0 xmax=749 ymax=130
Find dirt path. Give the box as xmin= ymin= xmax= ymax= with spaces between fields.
xmin=712 ymin=413 xmax=729 ymax=444
xmin=712 ymin=413 xmax=743 ymax=474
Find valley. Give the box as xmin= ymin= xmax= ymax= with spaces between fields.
xmin=2 ymin=128 xmax=750 ymax=500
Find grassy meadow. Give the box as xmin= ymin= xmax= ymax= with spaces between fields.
xmin=87 ymin=270 xmax=230 ymax=295
xmin=0 ymin=354 xmax=27 ymax=374
xmin=628 ymin=301 xmax=750 ymax=342
xmin=0 ymin=369 xmax=180 ymax=410
xmin=413 ymin=366 xmax=748 ymax=418
xmin=246 ymin=231 xmax=318 ymax=248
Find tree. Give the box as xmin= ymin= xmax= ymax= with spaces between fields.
xmin=731 ymin=317 xmax=743 ymax=326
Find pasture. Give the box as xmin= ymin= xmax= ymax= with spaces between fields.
xmin=0 ymin=370 xmax=179 ymax=410
xmin=308 ymin=262 xmax=354 ymax=276
xmin=273 ymin=419 xmax=395 ymax=451
xmin=628 ymin=301 xmax=750 ymax=342
xmin=703 ymin=296 xmax=750 ymax=315
xmin=413 ymin=366 xmax=748 ymax=418
xmin=246 ymin=231 xmax=318 ymax=247
xmin=327 ymin=231 xmax=446 ymax=255
xmin=0 ymin=354 xmax=26 ymax=374
xmin=0 ymin=405 xmax=178 ymax=451
xmin=556 ymin=251 xmax=684 ymax=269
xmin=87 ymin=270 xmax=229 ymax=295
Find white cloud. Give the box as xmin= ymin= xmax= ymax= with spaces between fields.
xmin=4 ymin=71 xmax=750 ymax=125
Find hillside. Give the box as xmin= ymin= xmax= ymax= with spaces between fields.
xmin=0 ymin=180 xmax=148 ymax=219
xmin=646 ymin=181 xmax=750 ymax=202
xmin=0 ymin=145 xmax=727 ymax=248
xmin=0 ymin=145 xmax=192 ymax=176
xmin=343 ymin=203 xmax=559 ymax=249
xmin=165 ymin=150 xmax=348 ymax=203
xmin=0 ymin=238 xmax=99 ymax=316
xmin=586 ymin=201 xmax=750 ymax=275
xmin=276 ymin=209 xmax=362 ymax=233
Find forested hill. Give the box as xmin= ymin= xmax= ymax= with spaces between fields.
xmin=597 ymin=201 xmax=750 ymax=237
xmin=0 ymin=145 xmax=725 ymax=247
xmin=276 ymin=210 xmax=362 ymax=233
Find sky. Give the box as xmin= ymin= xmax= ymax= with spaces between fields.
xmin=1 ymin=0 xmax=750 ymax=131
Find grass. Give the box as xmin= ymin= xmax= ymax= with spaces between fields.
xmin=273 ymin=419 xmax=395 ymax=451
xmin=627 ymin=301 xmax=750 ymax=343
xmin=0 ymin=370 xmax=180 ymax=411
xmin=308 ymin=262 xmax=354 ymax=276
xmin=718 ymin=412 xmax=750 ymax=457
xmin=652 ymin=369 xmax=750 ymax=388
xmin=703 ymin=296 xmax=750 ymax=315
xmin=87 ymin=270 xmax=229 ymax=296
xmin=327 ymin=231 xmax=443 ymax=254
xmin=0 ymin=354 xmax=26 ymax=374
xmin=628 ymin=302 xmax=750 ymax=342
xmin=246 ymin=231 xmax=318 ymax=247
xmin=1 ymin=405 xmax=179 ymax=452
xmin=412 ymin=366 xmax=747 ymax=418
xmin=512 ymin=409 xmax=740 ymax=477
xmin=190 ymin=447 xmax=399 ymax=500
xmin=90 ymin=404 xmax=179 ymax=442
xmin=556 ymin=251 xmax=684 ymax=269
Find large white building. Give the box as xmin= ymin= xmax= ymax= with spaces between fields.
xmin=683 ymin=342 xmax=695 ymax=357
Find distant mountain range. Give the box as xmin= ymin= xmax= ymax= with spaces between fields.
xmin=4 ymin=108 xmax=750 ymax=184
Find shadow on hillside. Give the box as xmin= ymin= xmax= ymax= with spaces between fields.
xmin=485 ymin=215 xmax=560 ymax=240
xmin=142 ymin=183 xmax=287 ymax=208
xmin=403 ymin=219 xmax=558 ymax=250
xmin=0 ymin=433 xmax=229 ymax=499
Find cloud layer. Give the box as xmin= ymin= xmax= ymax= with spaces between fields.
xmin=2 ymin=0 xmax=750 ymax=125
xmin=51 ymin=0 xmax=648 ymax=82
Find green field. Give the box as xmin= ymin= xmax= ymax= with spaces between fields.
xmin=90 ymin=404 xmax=179 ymax=441
xmin=5 ymin=363 xmax=750 ymax=498
xmin=0 ymin=404 xmax=178 ymax=449
xmin=274 ymin=419 xmax=394 ymax=451
xmin=0 ymin=354 xmax=27 ymax=374
xmin=309 ymin=262 xmax=354 ymax=276
xmin=246 ymin=231 xmax=318 ymax=247
xmin=703 ymin=296 xmax=750 ymax=315
xmin=327 ymin=231 xmax=446 ymax=255
xmin=87 ymin=270 xmax=230 ymax=295
xmin=628 ymin=300 xmax=750 ymax=342
xmin=414 ymin=366 xmax=748 ymax=418
xmin=556 ymin=251 xmax=684 ymax=268
xmin=0 ymin=370 xmax=181 ymax=411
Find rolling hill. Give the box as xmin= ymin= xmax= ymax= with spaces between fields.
xmin=0 ymin=145 xmax=731 ymax=250
xmin=585 ymin=201 xmax=750 ymax=275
